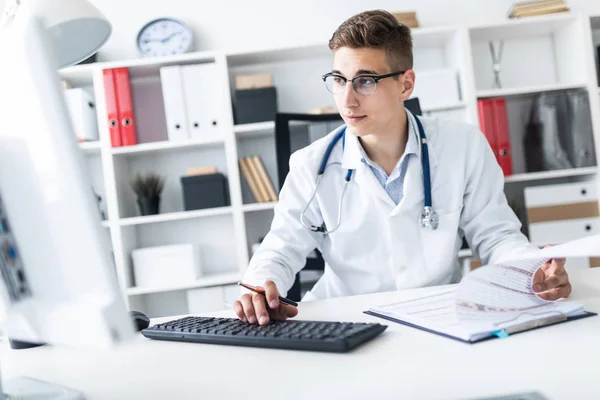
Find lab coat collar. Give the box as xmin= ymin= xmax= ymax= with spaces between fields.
xmin=340 ymin=109 xmax=437 ymax=170
xmin=339 ymin=109 xmax=439 ymax=209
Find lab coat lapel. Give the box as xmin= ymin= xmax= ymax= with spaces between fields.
xmin=354 ymin=164 xmax=396 ymax=207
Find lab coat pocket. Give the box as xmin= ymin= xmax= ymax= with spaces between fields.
xmin=418 ymin=206 xmax=463 ymax=282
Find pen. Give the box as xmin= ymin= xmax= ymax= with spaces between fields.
xmin=238 ymin=282 xmax=298 ymax=307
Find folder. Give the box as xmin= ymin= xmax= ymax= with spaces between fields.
xmin=114 ymin=68 xmax=137 ymax=147
xmin=181 ymin=63 xmax=222 ymax=140
xmin=64 ymin=88 xmax=99 ymax=142
xmin=365 ymin=301 xmax=595 ymax=344
xmin=102 ymin=69 xmax=121 ymax=147
xmin=160 ymin=65 xmax=190 ymax=141
xmin=477 ymin=98 xmax=513 ymax=176
xmin=491 ymin=98 xmax=513 ymax=176
xmin=477 ymin=99 xmax=497 ymax=161
xmin=365 ymin=242 xmax=598 ymax=343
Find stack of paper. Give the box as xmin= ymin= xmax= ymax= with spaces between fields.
xmin=366 ymin=235 xmax=600 ymax=343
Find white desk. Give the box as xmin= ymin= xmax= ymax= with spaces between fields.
xmin=3 ymin=266 xmax=600 ymax=400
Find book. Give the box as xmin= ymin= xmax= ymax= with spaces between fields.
xmin=365 ymin=235 xmax=600 ymax=343
xmin=239 ymin=158 xmax=264 ymax=202
xmin=245 ymin=157 xmax=270 ymax=202
xmin=392 ymin=12 xmax=419 ymax=28
xmin=251 ymin=156 xmax=278 ymax=202
xmin=508 ymin=0 xmax=569 ymax=18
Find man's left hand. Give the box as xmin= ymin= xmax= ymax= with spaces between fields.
xmin=532 ymin=257 xmax=571 ymax=301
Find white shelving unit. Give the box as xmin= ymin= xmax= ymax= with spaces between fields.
xmin=60 ymin=12 xmax=600 ymax=317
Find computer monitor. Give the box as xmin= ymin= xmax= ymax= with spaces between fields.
xmin=0 ymin=1 xmax=133 ymax=354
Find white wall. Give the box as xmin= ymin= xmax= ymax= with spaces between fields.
xmin=6 ymin=0 xmax=595 ymax=62
xmin=2 ymin=1 xmax=600 ymax=60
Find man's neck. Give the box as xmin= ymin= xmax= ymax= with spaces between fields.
xmin=358 ymin=109 xmax=409 ymax=176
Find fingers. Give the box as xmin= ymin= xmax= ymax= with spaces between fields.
xmin=282 ymin=303 xmax=299 ymax=318
xmin=533 ymin=274 xmax=564 ymax=293
xmin=240 ymin=294 xmax=257 ymax=324
xmin=263 ymin=280 xmax=280 ymax=309
xmin=537 ymin=283 xmax=572 ymax=301
xmin=252 ymin=293 xmax=270 ymax=325
xmin=232 ymin=300 xmax=247 ymax=323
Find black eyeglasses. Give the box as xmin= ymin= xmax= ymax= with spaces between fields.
xmin=321 ymin=71 xmax=405 ymax=96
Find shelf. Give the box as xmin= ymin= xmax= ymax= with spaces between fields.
xmin=97 ymin=52 xmax=218 ymax=80
xmin=504 ymin=167 xmax=598 ymax=183
xmin=58 ymin=64 xmax=95 ymax=86
xmin=233 ymin=120 xmax=315 ymax=138
xmin=458 ymin=249 xmax=473 ymax=258
xmin=234 ymin=121 xmax=275 ymax=138
xmin=422 ymin=101 xmax=467 ymax=113
xmin=242 ymin=202 xmax=278 ymax=212
xmin=469 ymin=12 xmax=577 ymax=42
xmin=79 ymin=141 xmax=101 ymax=152
xmin=477 ymin=83 xmax=587 ymax=98
xmin=411 ymin=26 xmax=461 ymax=48
xmin=126 ymin=272 xmax=242 ymax=296
xmin=227 ymin=43 xmax=330 ymax=67
xmin=119 ymin=207 xmax=233 ymax=226
xmin=111 ymin=137 xmax=225 ymax=155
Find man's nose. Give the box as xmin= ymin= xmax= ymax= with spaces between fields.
xmin=341 ymin=81 xmax=359 ymax=108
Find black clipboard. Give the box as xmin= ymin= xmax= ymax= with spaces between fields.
xmin=363 ymin=310 xmax=597 ymax=344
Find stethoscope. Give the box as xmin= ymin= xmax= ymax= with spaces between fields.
xmin=300 ymin=113 xmax=438 ymax=234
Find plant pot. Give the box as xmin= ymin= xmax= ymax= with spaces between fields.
xmin=137 ymin=196 xmax=160 ymax=216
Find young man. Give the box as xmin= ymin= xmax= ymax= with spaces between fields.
xmin=233 ymin=10 xmax=571 ymax=325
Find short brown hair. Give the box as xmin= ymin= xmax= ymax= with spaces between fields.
xmin=328 ymin=10 xmax=413 ymax=72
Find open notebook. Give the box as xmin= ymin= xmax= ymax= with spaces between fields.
xmin=365 ymin=235 xmax=600 ymax=343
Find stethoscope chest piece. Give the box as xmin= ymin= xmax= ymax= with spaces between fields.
xmin=419 ymin=206 xmax=439 ymax=230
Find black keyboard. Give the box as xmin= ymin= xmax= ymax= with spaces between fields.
xmin=142 ymin=316 xmax=387 ymax=352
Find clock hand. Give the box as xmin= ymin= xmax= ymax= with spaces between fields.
xmin=160 ymin=31 xmax=185 ymax=43
xmin=142 ymin=37 xmax=165 ymax=44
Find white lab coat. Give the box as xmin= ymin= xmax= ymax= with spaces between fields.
xmin=244 ymin=111 xmax=536 ymax=301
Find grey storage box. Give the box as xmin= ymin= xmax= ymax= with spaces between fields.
xmin=234 ymin=87 xmax=277 ymax=124
xmin=181 ymin=173 xmax=230 ymax=211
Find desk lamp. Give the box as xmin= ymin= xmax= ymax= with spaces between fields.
xmin=1 ymin=0 xmax=111 ymax=67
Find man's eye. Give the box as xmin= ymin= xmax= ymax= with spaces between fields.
xmin=333 ymin=77 xmax=345 ymax=84
xmin=358 ymin=78 xmax=374 ymax=86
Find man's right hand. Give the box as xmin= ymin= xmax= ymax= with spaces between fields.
xmin=233 ymin=280 xmax=298 ymax=325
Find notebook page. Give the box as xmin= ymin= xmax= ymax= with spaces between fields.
xmin=455 ymin=260 xmax=584 ymax=333
xmin=367 ymin=287 xmax=476 ymax=341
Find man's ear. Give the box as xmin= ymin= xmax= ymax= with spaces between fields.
xmin=400 ymin=70 xmax=416 ymax=101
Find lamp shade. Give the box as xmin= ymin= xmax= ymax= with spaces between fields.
xmin=29 ymin=0 xmax=111 ymax=67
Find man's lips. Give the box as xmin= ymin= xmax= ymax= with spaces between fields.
xmin=345 ymin=115 xmax=366 ymax=122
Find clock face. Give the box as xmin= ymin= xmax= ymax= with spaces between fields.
xmin=137 ymin=18 xmax=193 ymax=57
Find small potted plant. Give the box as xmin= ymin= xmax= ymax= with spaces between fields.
xmin=131 ymin=171 xmax=165 ymax=216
